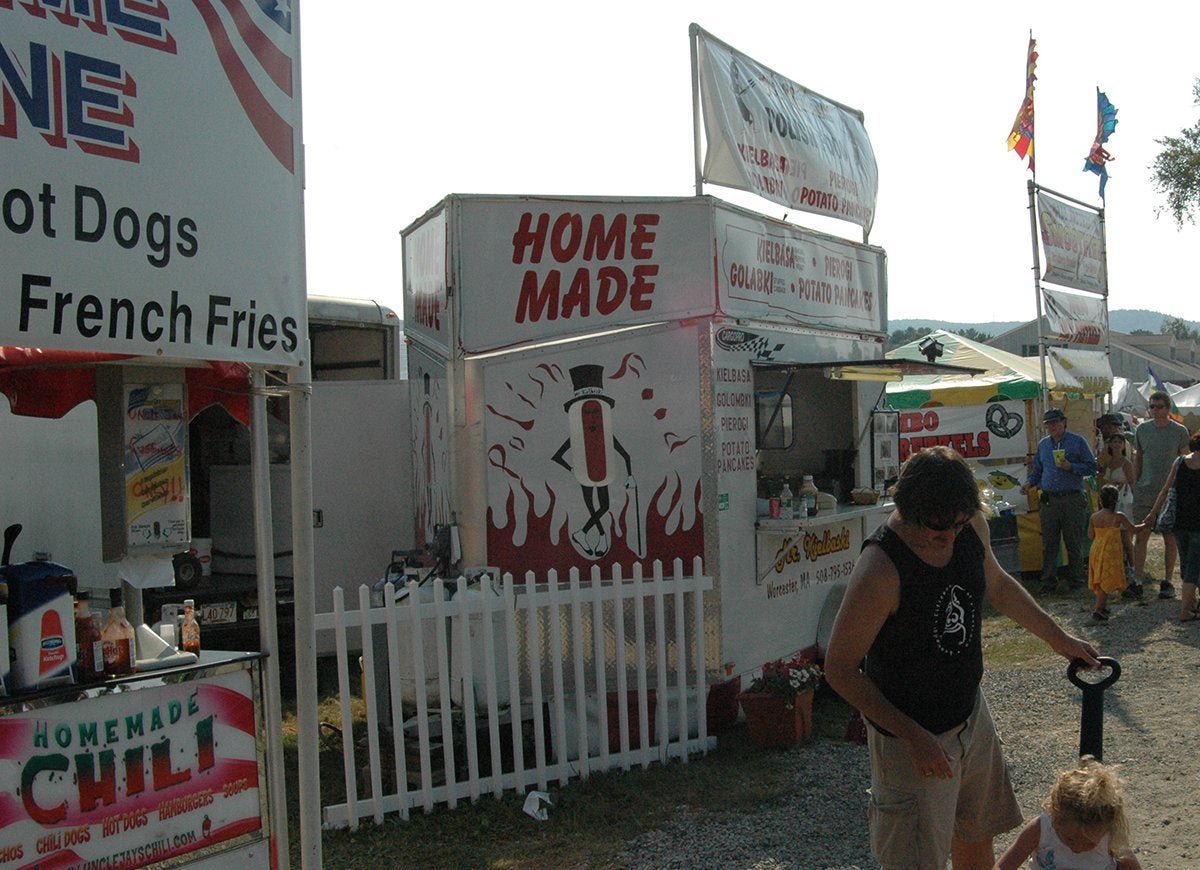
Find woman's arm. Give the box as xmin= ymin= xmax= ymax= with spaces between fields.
xmin=1142 ymin=458 xmax=1181 ymax=525
xmin=825 ymin=546 xmax=956 ymax=778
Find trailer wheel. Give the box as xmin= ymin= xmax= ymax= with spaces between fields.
xmin=816 ymin=582 xmax=847 ymax=659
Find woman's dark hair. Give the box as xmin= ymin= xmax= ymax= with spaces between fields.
xmin=1099 ymin=484 xmax=1119 ymax=511
xmin=1190 ymin=429 xmax=1200 ymax=451
xmin=891 ymin=446 xmax=982 ymax=528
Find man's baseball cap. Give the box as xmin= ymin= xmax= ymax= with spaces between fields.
xmin=1043 ymin=407 xmax=1066 ymax=423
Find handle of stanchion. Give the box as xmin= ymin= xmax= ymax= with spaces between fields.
xmin=1067 ymin=656 xmax=1121 ymax=691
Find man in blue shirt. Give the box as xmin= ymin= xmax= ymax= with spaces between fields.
xmin=1020 ymin=407 xmax=1099 ymax=593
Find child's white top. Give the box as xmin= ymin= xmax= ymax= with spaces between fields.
xmin=1032 ymin=811 xmax=1116 ymax=869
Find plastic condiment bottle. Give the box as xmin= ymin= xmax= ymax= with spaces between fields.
xmin=74 ymin=591 xmax=105 ymax=683
xmin=800 ymin=475 xmax=819 ymax=516
xmin=101 ymin=587 xmax=135 ymax=676
xmin=181 ymin=598 xmax=202 ymax=655
xmin=779 ymin=483 xmax=794 ymax=519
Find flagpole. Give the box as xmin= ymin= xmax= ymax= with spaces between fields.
xmin=689 ymin=23 xmax=704 ymax=197
xmin=1099 ymin=202 xmax=1111 ymax=412
xmin=1027 ymin=179 xmax=1049 ymax=413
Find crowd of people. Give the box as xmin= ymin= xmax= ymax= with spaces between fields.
xmin=1019 ymin=394 xmax=1199 ymax=623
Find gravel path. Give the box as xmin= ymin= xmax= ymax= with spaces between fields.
xmin=612 ymin=592 xmax=1200 ymax=869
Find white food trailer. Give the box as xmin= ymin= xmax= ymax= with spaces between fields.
xmin=403 ymin=193 xmax=944 ymax=679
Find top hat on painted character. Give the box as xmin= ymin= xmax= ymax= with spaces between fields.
xmin=564 ymin=364 xmax=616 ymax=411
xmin=1043 ymin=407 xmax=1066 ymax=424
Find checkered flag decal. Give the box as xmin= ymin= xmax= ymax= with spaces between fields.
xmin=714 ymin=327 xmax=784 ymax=360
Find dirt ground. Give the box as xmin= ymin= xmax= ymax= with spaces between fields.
xmin=989 ymin=562 xmax=1200 ymax=867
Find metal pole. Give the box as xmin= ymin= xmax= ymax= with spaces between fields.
xmin=689 ymin=24 xmax=704 ymax=197
xmin=290 ymin=359 xmax=321 ymax=868
xmin=1099 ymin=203 xmax=1111 ymax=410
xmin=1027 ymin=179 xmax=1049 ymax=413
xmin=251 ymin=368 xmax=289 ymax=866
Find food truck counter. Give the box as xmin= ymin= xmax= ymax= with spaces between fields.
xmin=0 ymin=651 xmax=271 ymax=868
xmin=754 ymin=499 xmax=895 ymax=535
xmin=741 ymin=502 xmax=894 ymax=663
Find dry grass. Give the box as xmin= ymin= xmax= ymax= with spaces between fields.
xmin=278 ymin=685 xmax=858 ymax=869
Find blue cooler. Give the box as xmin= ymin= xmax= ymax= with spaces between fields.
xmin=4 ymin=560 xmax=77 ymax=692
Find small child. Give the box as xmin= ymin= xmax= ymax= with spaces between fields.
xmin=995 ymin=755 xmax=1141 ymax=869
xmin=1087 ymin=485 xmax=1141 ymax=621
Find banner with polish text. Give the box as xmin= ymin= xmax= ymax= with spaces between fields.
xmin=1042 ymin=287 xmax=1107 ymax=346
xmin=693 ymin=26 xmax=878 ymax=235
xmin=713 ymin=205 xmax=885 ymax=334
xmin=1036 ymin=190 xmax=1107 ymax=295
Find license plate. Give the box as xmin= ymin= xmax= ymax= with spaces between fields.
xmin=199 ymin=601 xmax=237 ymax=625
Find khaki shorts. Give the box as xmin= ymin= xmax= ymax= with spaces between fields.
xmin=865 ymin=691 xmax=1023 ymax=869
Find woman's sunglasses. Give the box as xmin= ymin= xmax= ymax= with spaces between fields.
xmin=922 ymin=517 xmax=971 ymax=533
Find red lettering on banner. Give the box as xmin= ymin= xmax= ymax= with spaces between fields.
xmin=899 ymin=431 xmax=991 ymax=462
xmin=900 ymin=411 xmax=940 ymax=433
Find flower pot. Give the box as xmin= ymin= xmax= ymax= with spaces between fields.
xmin=706 ymin=675 xmax=742 ymax=735
xmin=738 ymin=689 xmax=814 ymax=748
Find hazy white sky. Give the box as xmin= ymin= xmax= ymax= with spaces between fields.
xmin=298 ymin=2 xmax=1199 ymax=327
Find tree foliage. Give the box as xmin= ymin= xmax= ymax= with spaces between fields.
xmin=886 ymin=326 xmax=933 ymax=350
xmin=1151 ymin=78 xmax=1200 ymax=227
xmin=1161 ymin=316 xmax=1200 ymax=342
xmin=885 ymin=326 xmax=991 ymax=351
xmin=957 ymin=328 xmax=994 ymax=344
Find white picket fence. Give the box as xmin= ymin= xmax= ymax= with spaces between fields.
xmin=313 ymin=557 xmax=713 ymax=829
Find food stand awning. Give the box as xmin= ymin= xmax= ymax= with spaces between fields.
xmin=885 ymin=331 xmax=1114 ymax=407
xmin=751 ymin=357 xmax=984 ymax=380
xmin=885 ymin=330 xmax=1050 ymax=408
xmin=0 ymin=347 xmax=251 ymax=424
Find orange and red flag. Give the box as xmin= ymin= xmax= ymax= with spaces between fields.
xmin=1007 ymin=35 xmax=1037 ymax=171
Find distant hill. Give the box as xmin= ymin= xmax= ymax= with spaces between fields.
xmin=888 ymin=309 xmax=1200 ymax=338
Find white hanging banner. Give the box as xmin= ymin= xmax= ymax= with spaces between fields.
xmin=1042 ymin=286 xmax=1107 ymax=346
xmin=693 ymin=25 xmax=878 ymax=234
xmin=1036 ymin=190 xmax=1107 ymax=294
xmin=1047 ymin=347 xmax=1114 ymax=396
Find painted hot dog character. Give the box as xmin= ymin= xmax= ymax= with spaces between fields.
xmin=551 ymin=364 xmax=637 ymax=559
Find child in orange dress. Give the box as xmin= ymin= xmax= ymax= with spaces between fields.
xmin=1088 ymin=485 xmax=1142 ymax=621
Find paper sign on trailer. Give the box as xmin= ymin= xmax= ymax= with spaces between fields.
xmin=1 ymin=1 xmax=306 ymax=366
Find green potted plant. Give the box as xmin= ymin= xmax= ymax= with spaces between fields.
xmin=737 ymin=653 xmax=822 ymax=747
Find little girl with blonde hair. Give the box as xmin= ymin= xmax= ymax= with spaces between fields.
xmin=995 ymin=755 xmax=1141 ymax=868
